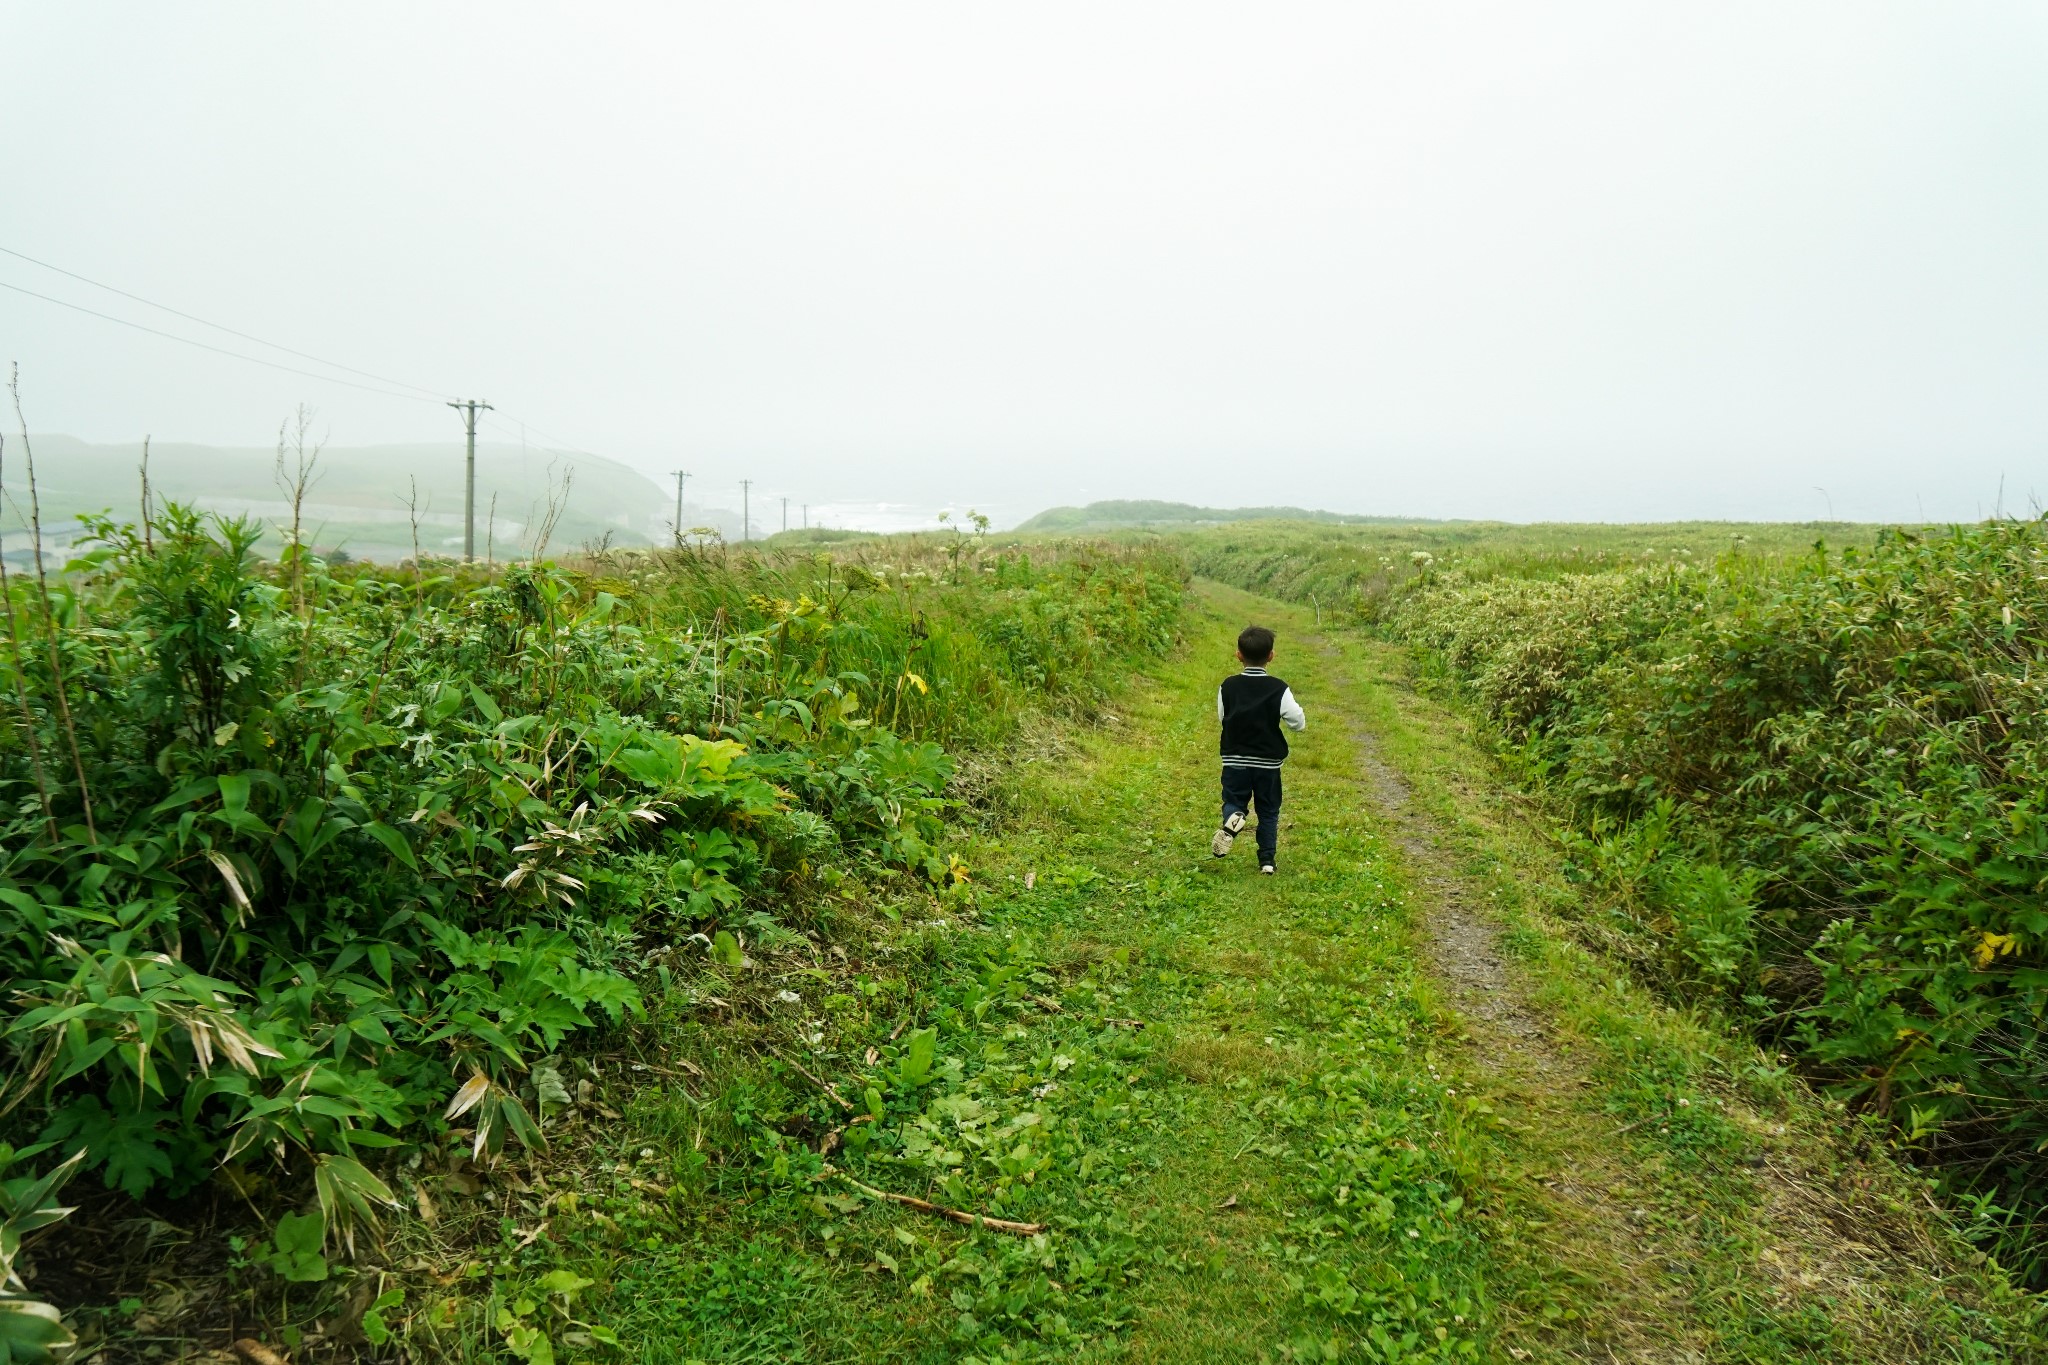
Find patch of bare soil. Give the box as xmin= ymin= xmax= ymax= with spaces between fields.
xmin=1353 ymin=739 xmax=1547 ymax=1041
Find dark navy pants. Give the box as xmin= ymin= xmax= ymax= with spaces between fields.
xmin=1220 ymin=765 xmax=1282 ymax=865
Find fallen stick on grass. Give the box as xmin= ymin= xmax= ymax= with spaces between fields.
xmin=826 ymin=1166 xmax=1046 ymax=1236
xmin=776 ymin=1050 xmax=855 ymax=1110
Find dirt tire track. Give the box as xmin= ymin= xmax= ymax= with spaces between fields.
xmin=1305 ymin=632 xmax=1702 ymax=1362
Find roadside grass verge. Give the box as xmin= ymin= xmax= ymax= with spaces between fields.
xmin=244 ymin=573 xmax=2044 ymax=1363
xmin=1301 ymin=607 xmax=2047 ymax=1362
xmin=548 ymin=580 xmax=2045 ymax=1363
xmin=468 ymin=586 xmax=1502 ymax=1362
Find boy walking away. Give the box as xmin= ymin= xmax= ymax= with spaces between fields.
xmin=1212 ymin=625 xmax=1305 ymax=874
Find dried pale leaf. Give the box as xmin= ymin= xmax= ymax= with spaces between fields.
xmin=206 ymin=850 xmax=252 ymax=914
xmin=185 ymin=1019 xmax=217 ymax=1075
xmin=222 ymin=1017 xmax=283 ymax=1062
xmin=445 ymin=1072 xmax=492 ymax=1121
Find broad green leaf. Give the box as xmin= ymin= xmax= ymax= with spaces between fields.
xmin=217 ymin=773 xmax=251 ymax=821
xmin=900 ymin=1027 xmax=938 ymax=1088
xmin=0 ymin=1297 xmax=75 ymax=1361
xmin=537 ymin=1270 xmax=593 ymax=1297
xmin=361 ymin=821 xmax=418 ymax=870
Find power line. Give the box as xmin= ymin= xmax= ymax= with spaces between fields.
xmin=480 ymin=410 xmax=607 ymax=460
xmin=2 ymin=252 xmax=640 ymax=517
xmin=0 ymin=246 xmax=639 ymax=472
xmin=0 ymin=279 xmax=444 ymax=405
xmin=0 ymin=244 xmax=450 ymax=400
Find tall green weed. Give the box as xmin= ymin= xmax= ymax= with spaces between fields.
xmin=0 ymin=510 xmax=1184 ymax=1296
xmin=1199 ymin=516 xmax=2048 ymax=1277
xmin=1368 ymin=520 xmax=2048 ymax=1274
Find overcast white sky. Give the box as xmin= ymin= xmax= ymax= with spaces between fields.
xmin=5 ymin=3 xmax=2045 ymax=524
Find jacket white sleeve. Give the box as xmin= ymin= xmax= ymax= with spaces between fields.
xmin=1279 ymin=687 xmax=1306 ymax=732
xmin=1217 ymin=686 xmax=1225 ymax=723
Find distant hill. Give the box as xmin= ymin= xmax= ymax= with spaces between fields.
xmin=1014 ymin=500 xmax=1424 ymax=532
xmin=5 ymin=435 xmax=742 ymax=563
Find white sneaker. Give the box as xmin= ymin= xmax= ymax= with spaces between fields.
xmin=1260 ymin=864 xmax=1275 ymax=875
xmin=1212 ymin=810 xmax=1246 ymax=857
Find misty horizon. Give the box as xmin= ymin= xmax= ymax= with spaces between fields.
xmin=6 ymin=4 xmax=2045 ymax=525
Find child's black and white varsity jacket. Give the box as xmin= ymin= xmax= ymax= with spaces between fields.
xmin=1217 ymin=667 xmax=1306 ymax=770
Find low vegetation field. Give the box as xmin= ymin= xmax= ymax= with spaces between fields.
xmin=4 ymin=500 xmax=2046 ymax=1363
xmin=0 ymin=509 xmax=1179 ymax=1359
xmin=1193 ymin=514 xmax=2048 ymax=1283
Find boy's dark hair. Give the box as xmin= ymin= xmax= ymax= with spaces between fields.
xmin=1237 ymin=625 xmax=1276 ymax=664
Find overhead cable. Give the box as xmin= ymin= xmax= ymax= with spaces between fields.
xmin=0 ymin=279 xmax=445 ymax=405
xmin=0 ymin=243 xmax=449 ymax=400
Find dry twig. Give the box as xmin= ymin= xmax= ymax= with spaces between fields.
xmin=777 ymin=1052 xmax=855 ymax=1110
xmin=825 ymin=1166 xmax=1045 ymax=1236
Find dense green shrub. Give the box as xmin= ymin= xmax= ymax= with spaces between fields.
xmin=1374 ymin=520 xmax=2048 ymax=1270
xmin=1177 ymin=518 xmax=1839 ymax=624
xmin=0 ymin=512 xmax=1184 ymax=1263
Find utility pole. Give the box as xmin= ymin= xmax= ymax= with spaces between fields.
xmin=447 ymin=399 xmax=492 ymax=562
xmin=802 ymin=504 xmax=809 ymax=529
xmin=740 ymin=479 xmax=751 ymax=543
xmin=670 ymin=469 xmax=690 ymax=544
xmin=780 ymin=496 xmax=788 ymax=534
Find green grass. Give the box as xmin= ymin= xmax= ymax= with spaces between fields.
xmin=0 ymin=517 xmax=1183 ymax=1359
xmin=468 ymin=580 xmax=2042 ymax=1362
xmin=1293 ymin=594 xmax=2043 ymax=1362
xmin=1013 ymin=501 xmax=1415 ymax=532
xmin=470 ymin=583 xmax=1493 ymax=1362
xmin=1162 ymin=516 xmax=1895 ymax=624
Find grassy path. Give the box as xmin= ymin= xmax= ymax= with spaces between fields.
xmin=969 ymin=582 xmax=2031 ymax=1361
xmin=586 ymin=582 xmax=2038 ymax=1362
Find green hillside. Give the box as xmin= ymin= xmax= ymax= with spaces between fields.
xmin=4 ymin=434 xmax=732 ymax=563
xmin=1014 ymin=499 xmax=1418 ymax=532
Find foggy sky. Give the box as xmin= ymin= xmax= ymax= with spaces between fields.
xmin=5 ymin=3 xmax=2045 ymax=525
